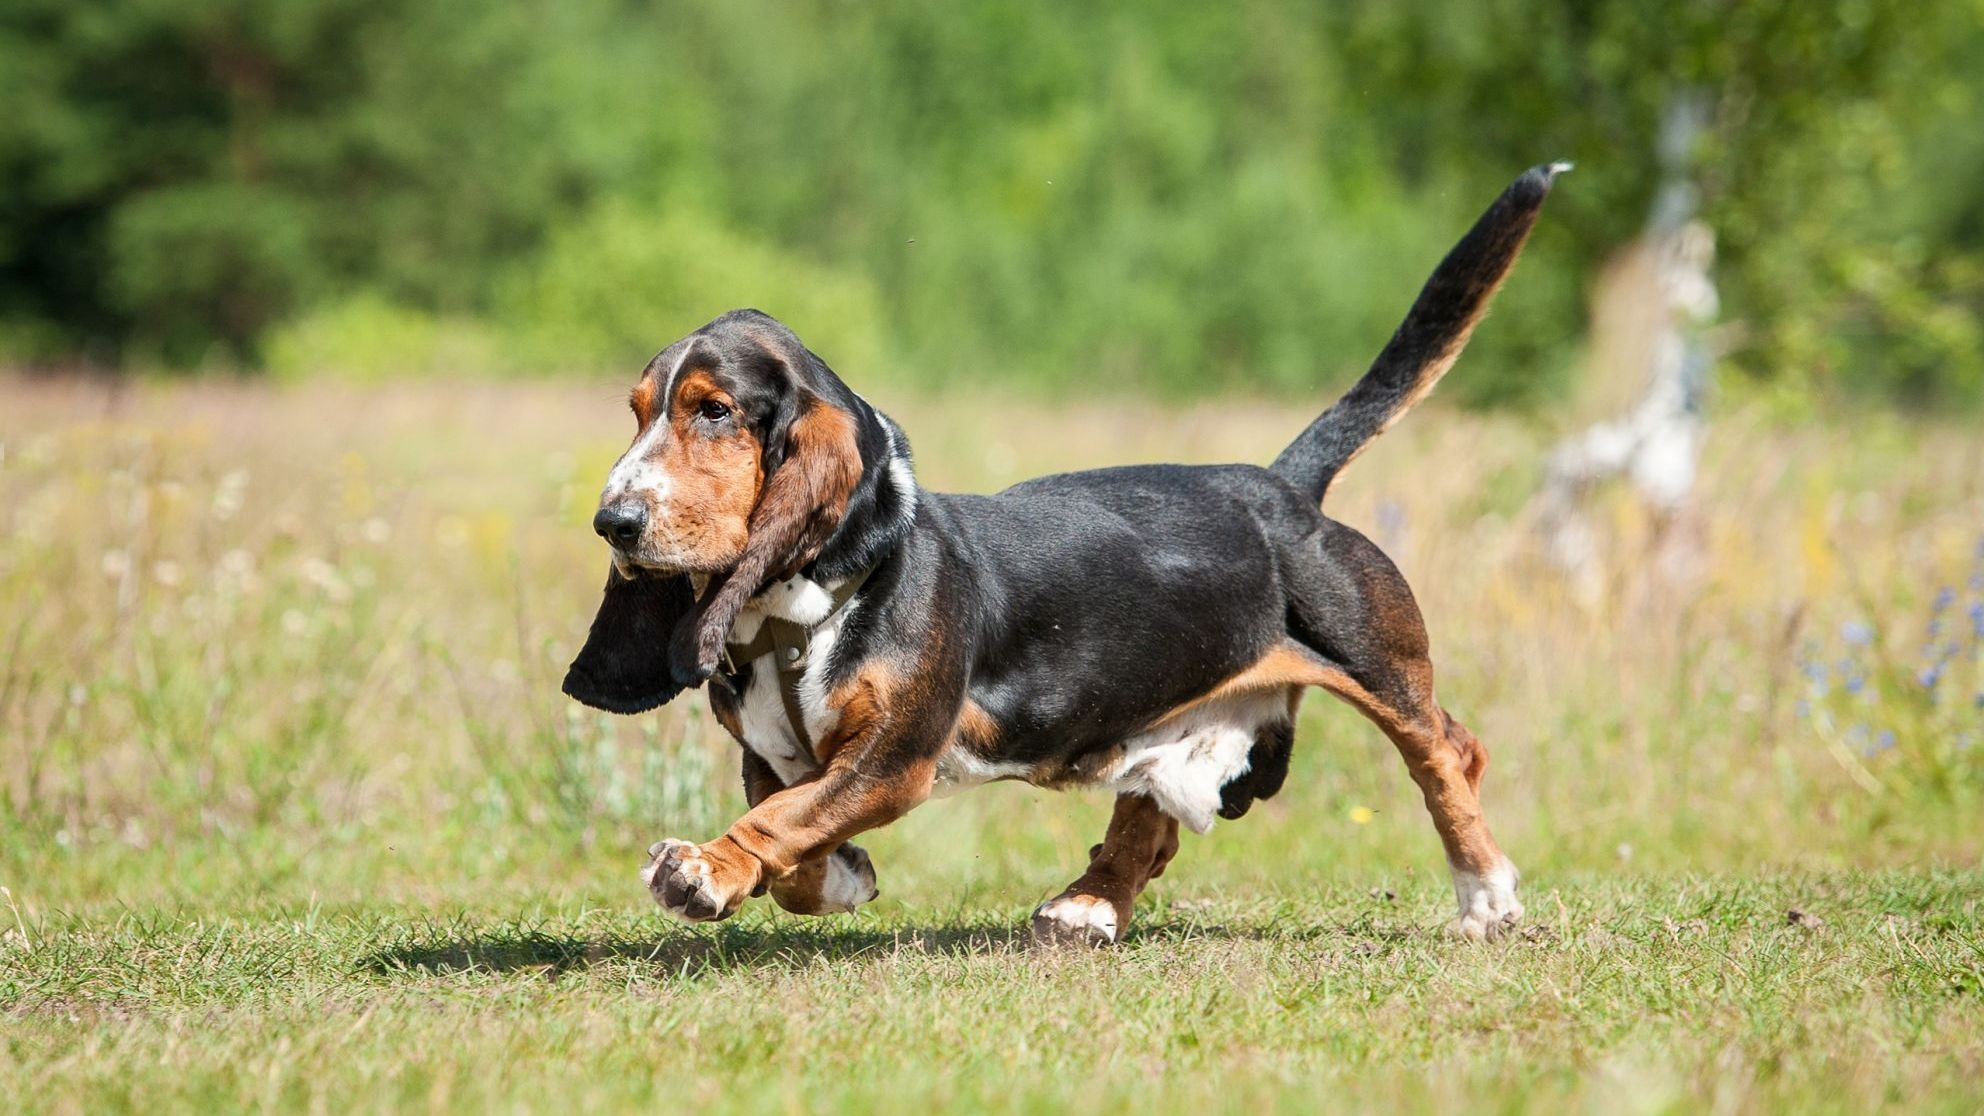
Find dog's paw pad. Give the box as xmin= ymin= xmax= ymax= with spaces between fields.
xmin=642 ymin=838 xmax=732 ymax=923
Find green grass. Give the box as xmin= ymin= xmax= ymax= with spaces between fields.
xmin=5 ymin=873 xmax=1981 ymax=1113
xmin=2 ymin=378 xmax=1981 ymax=1112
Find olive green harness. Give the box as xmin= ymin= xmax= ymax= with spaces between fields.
xmin=718 ymin=567 xmax=874 ymax=753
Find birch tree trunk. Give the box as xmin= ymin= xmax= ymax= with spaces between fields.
xmin=1534 ymin=91 xmax=1719 ymax=605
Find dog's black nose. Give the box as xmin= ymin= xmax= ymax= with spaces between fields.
xmin=592 ymin=503 xmax=648 ymax=549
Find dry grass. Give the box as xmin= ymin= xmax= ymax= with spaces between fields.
xmin=1 ymin=375 xmax=1980 ymax=1113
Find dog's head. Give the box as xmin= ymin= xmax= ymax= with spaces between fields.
xmin=562 ymin=310 xmax=914 ymax=714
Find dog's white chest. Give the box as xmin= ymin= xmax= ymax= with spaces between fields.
xmin=728 ymin=575 xmax=849 ymax=784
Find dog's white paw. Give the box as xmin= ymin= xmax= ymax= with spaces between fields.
xmin=1030 ymin=893 xmax=1120 ymax=948
xmin=816 ymin=843 xmax=879 ymax=913
xmin=643 ymin=838 xmax=734 ymax=923
xmin=1446 ymin=859 xmax=1523 ymax=942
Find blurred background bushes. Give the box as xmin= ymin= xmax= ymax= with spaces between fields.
xmin=2 ymin=0 xmax=1980 ymax=407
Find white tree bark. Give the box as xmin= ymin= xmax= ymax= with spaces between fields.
xmin=1535 ymin=92 xmax=1718 ymax=604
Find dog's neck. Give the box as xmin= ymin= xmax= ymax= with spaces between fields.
xmin=720 ymin=408 xmax=916 ymax=646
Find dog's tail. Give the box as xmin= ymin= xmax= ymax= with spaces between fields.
xmin=1270 ymin=163 xmax=1568 ymax=504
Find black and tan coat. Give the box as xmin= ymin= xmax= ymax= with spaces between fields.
xmin=563 ymin=165 xmax=1567 ymax=944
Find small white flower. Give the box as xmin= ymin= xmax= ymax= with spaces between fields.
xmin=152 ymin=560 xmax=182 ymax=587
xmin=299 ymin=557 xmax=353 ymax=602
xmin=281 ymin=609 xmax=309 ymax=636
xmin=211 ymin=469 xmax=249 ymax=521
xmin=101 ymin=550 xmax=131 ymax=579
xmin=361 ymin=517 xmax=391 ymax=544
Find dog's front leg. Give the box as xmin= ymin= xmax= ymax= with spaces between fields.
xmin=735 ymin=749 xmax=881 ymax=917
xmin=643 ymin=718 xmax=939 ymax=924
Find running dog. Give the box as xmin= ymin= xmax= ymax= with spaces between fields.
xmin=563 ymin=164 xmax=1566 ymax=944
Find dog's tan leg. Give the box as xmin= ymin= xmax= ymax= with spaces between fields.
xmin=1396 ymin=706 xmax=1519 ymax=940
xmin=644 ymin=755 xmax=933 ymax=923
xmin=1328 ymin=677 xmax=1521 ymax=940
xmin=731 ymin=750 xmax=881 ymax=917
xmin=1030 ymin=793 xmax=1180 ymax=947
xmin=644 ymin=662 xmax=946 ymax=923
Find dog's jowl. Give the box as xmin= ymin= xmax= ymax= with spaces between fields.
xmin=563 ymin=164 xmax=1568 ymax=944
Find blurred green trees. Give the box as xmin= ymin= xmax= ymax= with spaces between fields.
xmin=3 ymin=0 xmax=1980 ymax=406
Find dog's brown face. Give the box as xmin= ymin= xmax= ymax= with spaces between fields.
xmin=568 ymin=310 xmax=870 ymax=707
xmin=598 ymin=364 xmax=763 ymax=575
xmin=595 ymin=343 xmax=778 ymax=576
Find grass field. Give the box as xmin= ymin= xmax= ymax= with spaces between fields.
xmin=2 ymin=376 xmax=1981 ymax=1113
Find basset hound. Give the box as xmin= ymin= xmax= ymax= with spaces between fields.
xmin=563 ymin=164 xmax=1566 ymax=944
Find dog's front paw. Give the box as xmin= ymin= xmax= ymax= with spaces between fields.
xmin=643 ymin=839 xmax=745 ymax=923
xmin=1445 ymin=859 xmax=1523 ymax=942
xmin=1030 ymin=892 xmax=1121 ymax=948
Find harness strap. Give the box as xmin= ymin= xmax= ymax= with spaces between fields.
xmin=719 ymin=565 xmax=875 ymax=754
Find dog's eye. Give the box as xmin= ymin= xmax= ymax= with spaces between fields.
xmin=697 ymin=399 xmax=732 ymax=423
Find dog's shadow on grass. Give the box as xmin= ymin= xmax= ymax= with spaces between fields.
xmin=360 ymin=922 xmax=1032 ymax=980
xmin=357 ymin=916 xmax=1419 ymax=981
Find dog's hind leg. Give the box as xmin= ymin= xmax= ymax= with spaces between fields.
xmin=1292 ymin=522 xmax=1521 ymax=940
xmin=1030 ymin=793 xmax=1180 ymax=947
xmin=1338 ymin=688 xmax=1520 ymax=940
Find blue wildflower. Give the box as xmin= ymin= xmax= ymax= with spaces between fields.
xmin=1969 ymin=601 xmax=1983 ymax=638
xmin=1874 ymin=729 xmax=1896 ymax=753
xmin=1934 ymin=587 xmax=1956 ymax=612
xmin=1845 ymin=675 xmax=1867 ymax=695
xmin=1919 ymin=663 xmax=1944 ymax=689
xmin=1842 ymin=620 xmax=1874 ymax=646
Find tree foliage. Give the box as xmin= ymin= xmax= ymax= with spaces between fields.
xmin=2 ymin=0 xmax=1979 ymax=406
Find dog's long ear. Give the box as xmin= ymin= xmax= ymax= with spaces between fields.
xmin=563 ymin=568 xmax=698 ymax=714
xmin=669 ymin=392 xmax=863 ymax=684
